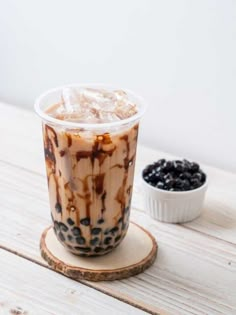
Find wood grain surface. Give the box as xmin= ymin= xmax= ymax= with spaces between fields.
xmin=0 ymin=102 xmax=236 ymax=315
xmin=0 ymin=249 xmax=146 ymax=315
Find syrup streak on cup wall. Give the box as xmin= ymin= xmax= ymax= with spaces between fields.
xmin=35 ymin=84 xmax=146 ymax=256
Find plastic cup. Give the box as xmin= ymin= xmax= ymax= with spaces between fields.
xmin=35 ymin=84 xmax=146 ymax=256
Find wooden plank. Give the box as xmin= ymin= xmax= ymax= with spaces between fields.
xmin=0 ymin=249 xmax=146 ymax=315
xmin=0 ymin=161 xmax=235 ymax=315
xmin=1 ymin=102 xmax=236 ymax=246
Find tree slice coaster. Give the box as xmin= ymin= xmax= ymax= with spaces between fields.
xmin=40 ymin=222 xmax=157 ymax=281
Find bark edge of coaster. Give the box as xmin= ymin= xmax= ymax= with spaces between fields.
xmin=40 ymin=221 xmax=157 ymax=281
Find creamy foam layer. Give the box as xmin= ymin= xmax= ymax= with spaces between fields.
xmin=46 ymin=87 xmax=138 ymax=123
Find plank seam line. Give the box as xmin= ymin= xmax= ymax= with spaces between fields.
xmin=132 ymin=206 xmax=236 ymax=248
xmin=0 ymin=244 xmax=162 ymax=315
xmin=0 ymin=159 xmax=44 ymax=178
xmin=181 ymin=224 xmax=236 ymax=248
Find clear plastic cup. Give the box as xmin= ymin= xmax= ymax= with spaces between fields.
xmin=35 ymin=84 xmax=146 ymax=256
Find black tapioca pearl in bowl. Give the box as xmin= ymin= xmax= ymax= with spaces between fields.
xmin=191 ymin=162 xmax=200 ymax=173
xmin=190 ymin=178 xmax=201 ymax=189
xmin=59 ymin=222 xmax=68 ymax=232
xmin=174 ymin=162 xmax=184 ymax=173
xmin=142 ymin=158 xmax=207 ymax=191
xmin=71 ymin=227 xmax=81 ymax=236
xmin=142 ymin=158 xmax=208 ymax=223
xmin=67 ymin=218 xmax=75 ymax=226
xmin=55 ymin=202 xmax=62 ymax=213
xmin=76 ymin=236 xmax=86 ymax=245
xmin=104 ymin=237 xmax=112 ymax=245
xmin=80 ymin=217 xmax=90 ymax=226
xmin=91 ymin=227 xmax=102 ymax=235
xmin=90 ymin=237 xmax=99 ymax=246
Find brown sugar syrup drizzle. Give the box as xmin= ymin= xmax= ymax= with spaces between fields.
xmin=44 ymin=124 xmax=138 ymax=228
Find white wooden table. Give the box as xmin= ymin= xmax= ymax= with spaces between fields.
xmin=1 ymin=102 xmax=236 ymax=315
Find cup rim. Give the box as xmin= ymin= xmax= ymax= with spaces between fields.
xmin=34 ymin=83 xmax=147 ymax=130
xmin=141 ymin=173 xmax=208 ymax=196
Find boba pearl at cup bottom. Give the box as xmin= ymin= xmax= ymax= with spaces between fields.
xmin=40 ymin=221 xmax=158 ymax=281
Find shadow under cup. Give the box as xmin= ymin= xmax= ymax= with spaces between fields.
xmin=35 ymin=85 xmax=146 ymax=256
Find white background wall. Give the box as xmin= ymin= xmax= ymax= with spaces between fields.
xmin=0 ymin=0 xmax=235 ymax=172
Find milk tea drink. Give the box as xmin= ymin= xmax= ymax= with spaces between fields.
xmin=35 ymin=86 xmax=146 ymax=256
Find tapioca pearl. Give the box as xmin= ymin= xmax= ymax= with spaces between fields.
xmin=191 ymin=162 xmax=200 ymax=173
xmin=74 ymin=247 xmax=91 ymax=253
xmin=80 ymin=217 xmax=91 ymax=226
xmin=71 ymin=227 xmax=81 ymax=236
xmin=94 ymin=247 xmax=103 ymax=253
xmin=58 ymin=232 xmax=65 ymax=242
xmin=54 ymin=221 xmax=60 ymax=232
xmin=55 ymin=202 xmax=62 ymax=213
xmin=59 ymin=222 xmax=68 ymax=232
xmin=110 ymin=226 xmax=119 ymax=235
xmin=91 ymin=227 xmax=102 ymax=235
xmin=104 ymin=237 xmax=112 ymax=245
xmin=115 ymin=235 xmax=121 ymax=242
xmin=97 ymin=218 xmax=104 ymax=224
xmin=75 ymin=236 xmax=86 ymax=245
xmin=67 ymin=218 xmax=75 ymax=226
xmin=90 ymin=237 xmax=99 ymax=246
xmin=200 ymin=171 xmax=206 ymax=182
xmin=67 ymin=235 xmax=74 ymax=242
xmin=104 ymin=229 xmax=110 ymax=235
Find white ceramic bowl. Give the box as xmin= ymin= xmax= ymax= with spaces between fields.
xmin=142 ymin=175 xmax=208 ymax=223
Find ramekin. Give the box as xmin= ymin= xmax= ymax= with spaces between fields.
xmin=142 ymin=176 xmax=208 ymax=223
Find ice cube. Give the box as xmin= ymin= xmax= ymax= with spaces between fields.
xmin=114 ymin=90 xmax=128 ymax=101
xmin=98 ymin=110 xmax=120 ymax=123
xmin=115 ymin=101 xmax=137 ymax=119
xmin=56 ymin=87 xmax=137 ymax=123
xmin=79 ymin=88 xmax=117 ymax=110
xmin=61 ymin=87 xmax=81 ymax=112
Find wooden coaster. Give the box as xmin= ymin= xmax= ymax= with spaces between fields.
xmin=40 ymin=222 xmax=157 ymax=281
